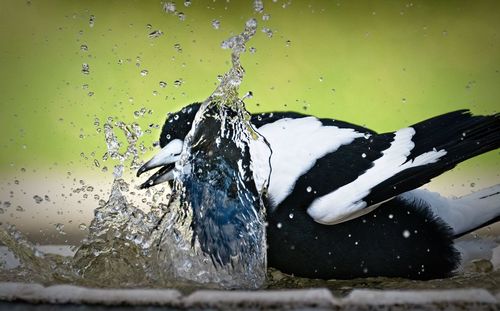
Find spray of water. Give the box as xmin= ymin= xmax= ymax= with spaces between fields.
xmin=0 ymin=17 xmax=269 ymax=290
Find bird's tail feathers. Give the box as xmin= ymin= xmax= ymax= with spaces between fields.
xmin=453 ymin=184 xmax=500 ymax=238
xmin=400 ymin=185 xmax=500 ymax=238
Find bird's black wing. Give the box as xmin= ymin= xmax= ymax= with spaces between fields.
xmin=262 ymin=110 xmax=500 ymax=225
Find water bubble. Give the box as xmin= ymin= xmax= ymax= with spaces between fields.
xmin=81 ymin=63 xmax=90 ymax=75
xmin=402 ymin=230 xmax=411 ymax=238
xmin=211 ymin=19 xmax=220 ymax=30
xmin=306 ymin=186 xmax=312 ymax=193
xmin=159 ymin=81 xmax=167 ymax=88
xmin=148 ymin=30 xmax=163 ymax=38
xmin=33 ymin=195 xmax=43 ymax=204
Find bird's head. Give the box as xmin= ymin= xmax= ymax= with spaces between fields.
xmin=136 ymin=103 xmax=201 ymax=188
xmin=137 ymin=100 xmax=271 ymax=277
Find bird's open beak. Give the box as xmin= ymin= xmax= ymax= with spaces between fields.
xmin=137 ymin=139 xmax=184 ymax=189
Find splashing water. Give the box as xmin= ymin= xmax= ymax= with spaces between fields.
xmin=0 ymin=17 xmax=270 ymax=290
xmin=151 ymin=17 xmax=271 ymax=289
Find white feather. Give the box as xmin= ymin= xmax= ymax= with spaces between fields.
xmin=308 ymin=127 xmax=447 ymax=224
xmin=257 ymin=117 xmax=365 ymax=208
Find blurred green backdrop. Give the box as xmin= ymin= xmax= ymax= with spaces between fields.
xmin=0 ymin=0 xmax=499 ymax=183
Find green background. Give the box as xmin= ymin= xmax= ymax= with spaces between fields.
xmin=0 ymin=0 xmax=499 ymax=181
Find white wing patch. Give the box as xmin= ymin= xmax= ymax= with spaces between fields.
xmin=257 ymin=117 xmax=365 ymax=208
xmin=307 ymin=127 xmax=447 ymax=225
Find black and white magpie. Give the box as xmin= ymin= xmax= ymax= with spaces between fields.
xmin=138 ymin=102 xmax=500 ymax=280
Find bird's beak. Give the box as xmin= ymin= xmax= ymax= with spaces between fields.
xmin=137 ymin=139 xmax=184 ymax=189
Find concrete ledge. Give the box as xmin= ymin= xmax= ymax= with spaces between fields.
xmin=344 ymin=288 xmax=497 ymax=305
xmin=1 ymin=282 xmax=499 ymax=310
xmin=0 ymin=283 xmax=182 ymax=306
xmin=183 ymin=288 xmax=337 ymax=309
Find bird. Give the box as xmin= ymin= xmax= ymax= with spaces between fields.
xmin=138 ymin=102 xmax=500 ymax=280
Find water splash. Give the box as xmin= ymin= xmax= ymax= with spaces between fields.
xmin=0 ymin=17 xmax=270 ymax=290
xmin=152 ymin=17 xmax=271 ymax=289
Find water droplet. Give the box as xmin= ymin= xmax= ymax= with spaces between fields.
xmin=80 ymin=44 xmax=88 ymax=51
xmin=140 ymin=69 xmax=149 ymax=76
xmin=276 ymin=222 xmax=282 ymax=229
xmin=54 ymin=223 xmax=66 ymax=235
xmin=361 ymin=153 xmax=366 ymax=158
xmin=163 ymin=2 xmax=176 ymax=13
xmin=402 ymin=230 xmax=411 ymax=238
xmin=174 ymin=79 xmax=183 ymax=87
xmin=89 ymin=15 xmax=95 ymax=28
xmin=253 ymin=0 xmax=264 ymax=13
xmin=148 ymin=30 xmax=163 ymax=38
xmin=306 ymin=186 xmax=312 ymax=193
xmin=262 ymin=14 xmax=270 ymax=21
xmin=288 ymin=213 xmax=294 ymax=219
xmin=81 ymin=63 xmax=90 ymax=75
xmin=285 ymin=40 xmax=291 ymax=47
xmin=94 ymin=159 xmax=100 ymax=167
xmin=262 ymin=27 xmax=273 ymax=38
xmin=388 ymin=214 xmax=394 ymax=219
xmin=177 ymin=12 xmax=186 ymax=21
xmin=211 ymin=19 xmax=220 ymax=30
xmin=79 ymin=223 xmax=87 ymax=231
xmin=159 ymin=81 xmax=167 ymax=88
xmin=184 ymin=0 xmax=191 ymax=7
xmin=173 ymin=43 xmax=182 ymax=52
xmin=470 ymin=182 xmax=476 ymax=187
xmin=249 ymin=47 xmax=256 ymax=54
xmin=33 ymin=195 xmax=43 ymax=204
